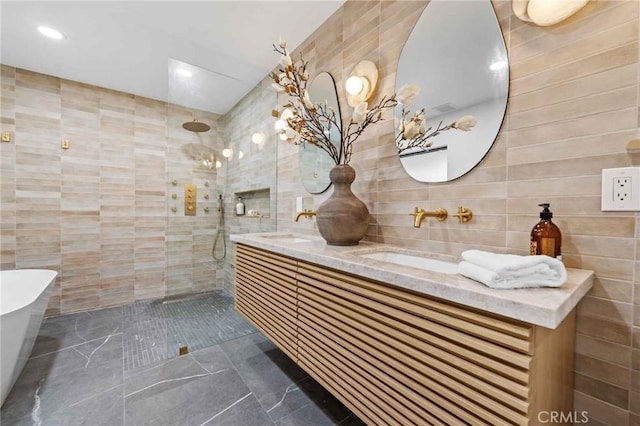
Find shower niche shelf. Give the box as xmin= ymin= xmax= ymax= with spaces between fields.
xmin=234 ymin=187 xmax=271 ymax=218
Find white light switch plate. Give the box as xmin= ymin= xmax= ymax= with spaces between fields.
xmin=602 ymin=167 xmax=640 ymax=211
xmin=296 ymin=196 xmax=303 ymax=212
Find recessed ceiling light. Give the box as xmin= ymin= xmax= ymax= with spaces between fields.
xmin=37 ymin=26 xmax=64 ymax=40
xmin=489 ymin=60 xmax=507 ymax=71
xmin=177 ymin=69 xmax=192 ymax=77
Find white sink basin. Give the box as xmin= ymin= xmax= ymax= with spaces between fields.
xmin=259 ymin=234 xmax=312 ymax=243
xmin=359 ymin=251 xmax=459 ymax=275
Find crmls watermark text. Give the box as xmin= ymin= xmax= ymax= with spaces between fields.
xmin=537 ymin=411 xmax=589 ymax=424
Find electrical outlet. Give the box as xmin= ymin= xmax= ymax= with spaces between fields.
xmin=614 ymin=176 xmax=631 ymax=202
xmin=602 ymin=167 xmax=640 ymax=211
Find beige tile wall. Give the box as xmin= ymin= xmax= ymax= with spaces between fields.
xmin=0 ymin=67 xmax=225 ymax=315
xmin=218 ymin=83 xmax=279 ymax=290
xmin=242 ymin=0 xmax=638 ymax=423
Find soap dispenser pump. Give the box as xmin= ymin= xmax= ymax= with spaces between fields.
xmin=530 ymin=203 xmax=562 ymax=260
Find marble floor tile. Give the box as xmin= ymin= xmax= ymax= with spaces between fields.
xmin=16 ymin=385 xmax=125 ymax=426
xmin=276 ymin=402 xmax=361 ymax=426
xmin=275 ymin=376 xmax=363 ymax=426
xmin=189 ymin=344 xmax=234 ymax=373
xmin=2 ymin=334 xmax=123 ymax=423
xmin=1 ymin=292 xmax=361 ymax=426
xmin=203 ymin=393 xmax=275 ymax=426
xmin=220 ymin=333 xmax=313 ymax=422
xmin=31 ymin=306 xmax=123 ymax=357
xmin=124 ymin=354 xmax=254 ymax=425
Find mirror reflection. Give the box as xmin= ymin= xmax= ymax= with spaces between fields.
xmin=299 ymin=72 xmax=341 ymax=194
xmin=396 ymin=0 xmax=508 ymax=182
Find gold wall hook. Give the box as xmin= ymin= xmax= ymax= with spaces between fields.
xmin=1 ymin=131 xmax=11 ymax=142
xmin=452 ymin=206 xmax=473 ymax=224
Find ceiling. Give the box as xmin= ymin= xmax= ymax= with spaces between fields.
xmin=1 ymin=1 xmax=345 ymax=115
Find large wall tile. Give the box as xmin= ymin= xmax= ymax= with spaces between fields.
xmin=1 ymin=68 xmax=225 ymax=314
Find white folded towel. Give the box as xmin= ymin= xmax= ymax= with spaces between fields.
xmin=459 ymin=250 xmax=567 ymax=289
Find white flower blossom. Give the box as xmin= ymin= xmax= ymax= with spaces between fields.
xmin=278 ymin=72 xmax=291 ymax=86
xmin=352 ymin=102 xmax=368 ymax=124
xmin=281 ymin=108 xmax=294 ymax=121
xmin=279 ymin=37 xmax=287 ymax=49
xmin=271 ymin=83 xmax=285 ymax=92
xmin=414 ymin=111 xmax=426 ymax=135
xmin=302 ymin=91 xmax=314 ymax=110
xmin=280 ymin=54 xmax=292 ymax=68
xmin=396 ymin=84 xmax=420 ymax=106
xmin=453 ymin=115 xmax=477 ymax=131
xmin=398 ymin=117 xmax=406 ymax=131
xmin=402 ymin=121 xmax=420 ymax=139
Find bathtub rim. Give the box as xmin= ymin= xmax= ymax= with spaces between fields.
xmin=0 ymin=269 xmax=58 ymax=317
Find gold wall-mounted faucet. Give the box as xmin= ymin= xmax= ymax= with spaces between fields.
xmin=409 ymin=207 xmax=448 ymax=228
xmin=452 ymin=206 xmax=473 ymax=223
xmin=295 ymin=209 xmax=316 ymax=222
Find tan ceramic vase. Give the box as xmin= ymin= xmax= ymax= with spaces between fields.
xmin=316 ymin=165 xmax=369 ymax=246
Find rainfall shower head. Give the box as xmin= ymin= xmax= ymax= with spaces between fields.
xmin=182 ymin=119 xmax=211 ymax=133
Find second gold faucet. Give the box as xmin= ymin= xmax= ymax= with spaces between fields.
xmin=410 ymin=206 xmax=473 ymax=227
xmin=410 ymin=207 xmax=448 ymax=228
xmin=295 ymin=209 xmax=316 ymax=222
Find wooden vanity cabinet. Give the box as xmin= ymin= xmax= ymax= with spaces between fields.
xmin=234 ymin=244 xmax=576 ymax=426
xmin=234 ymin=244 xmax=298 ymax=360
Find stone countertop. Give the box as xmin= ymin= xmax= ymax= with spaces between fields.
xmin=230 ymin=232 xmax=594 ymax=329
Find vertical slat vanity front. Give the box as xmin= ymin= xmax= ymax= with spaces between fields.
xmin=232 ymin=236 xmax=594 ymax=426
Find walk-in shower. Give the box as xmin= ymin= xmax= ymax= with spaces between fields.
xmin=165 ymin=59 xmax=228 ymax=360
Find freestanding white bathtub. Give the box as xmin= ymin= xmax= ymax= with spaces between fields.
xmin=0 ymin=269 xmax=57 ymax=407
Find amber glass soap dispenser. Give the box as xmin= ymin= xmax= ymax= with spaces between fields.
xmin=530 ymin=203 xmax=562 ymax=260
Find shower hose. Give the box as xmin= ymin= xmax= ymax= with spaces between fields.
xmin=212 ymin=195 xmax=226 ymax=260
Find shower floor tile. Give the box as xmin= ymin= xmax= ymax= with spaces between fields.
xmin=122 ymin=290 xmax=257 ymax=370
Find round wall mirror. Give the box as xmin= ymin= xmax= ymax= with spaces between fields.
xmin=395 ymin=0 xmax=509 ymax=183
xmin=299 ymin=72 xmax=341 ymax=194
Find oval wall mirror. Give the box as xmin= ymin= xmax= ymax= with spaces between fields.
xmin=299 ymin=72 xmax=341 ymax=194
xmin=395 ymin=0 xmax=508 ymax=183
